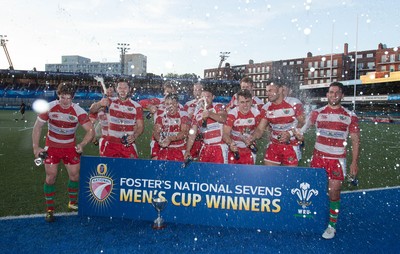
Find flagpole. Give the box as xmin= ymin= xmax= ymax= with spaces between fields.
xmin=330 ymin=22 xmax=334 ymax=83
xmin=353 ymin=15 xmax=359 ymax=112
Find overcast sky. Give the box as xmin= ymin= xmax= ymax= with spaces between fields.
xmin=1 ymin=0 xmax=399 ymax=76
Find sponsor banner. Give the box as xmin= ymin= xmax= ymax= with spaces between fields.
xmin=320 ymin=95 xmax=389 ymax=102
xmin=79 ymin=156 xmax=328 ymax=232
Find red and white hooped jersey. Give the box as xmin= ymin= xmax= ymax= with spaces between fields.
xmin=38 ymin=100 xmax=90 ymax=148
xmin=192 ymin=103 xmax=225 ymax=145
xmin=260 ymin=98 xmax=304 ymax=145
xmin=106 ymin=97 xmax=143 ymax=143
xmin=227 ymin=94 xmax=264 ymax=111
xmin=310 ymin=105 xmax=359 ymax=158
xmin=225 ymin=107 xmax=262 ymax=148
xmin=155 ymin=110 xmax=190 ymax=150
xmin=184 ymin=98 xmax=201 ymax=119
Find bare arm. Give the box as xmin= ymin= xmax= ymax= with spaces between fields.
xmin=222 ymin=124 xmax=238 ymax=152
xmin=32 ymin=119 xmax=46 ymax=157
xmin=250 ymin=118 xmax=268 ymax=142
xmin=160 ymin=123 xmax=190 ymax=148
xmin=75 ymin=121 xmax=95 ymax=153
xmin=349 ymin=132 xmax=360 ymax=176
xmin=184 ymin=125 xmax=198 ymax=159
xmin=203 ymin=109 xmax=227 ymax=124
xmin=89 ymin=98 xmax=109 ymax=114
xmin=132 ymin=120 xmax=144 ymax=142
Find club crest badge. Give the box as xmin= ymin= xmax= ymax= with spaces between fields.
xmin=89 ymin=164 xmax=114 ymax=203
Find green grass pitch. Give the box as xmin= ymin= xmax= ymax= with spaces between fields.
xmin=0 ymin=110 xmax=399 ymax=217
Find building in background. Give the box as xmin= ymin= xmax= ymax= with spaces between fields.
xmin=204 ymin=43 xmax=400 ymax=109
xmin=45 ymin=53 xmax=147 ymax=77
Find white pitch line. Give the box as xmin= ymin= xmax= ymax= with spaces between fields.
xmin=18 ymin=127 xmax=34 ymax=132
xmin=0 ymin=212 xmax=77 ymax=221
xmin=342 ymin=185 xmax=400 ymax=194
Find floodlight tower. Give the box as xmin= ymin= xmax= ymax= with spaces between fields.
xmin=0 ymin=35 xmax=14 ymax=70
xmin=217 ymin=51 xmax=230 ymax=79
xmin=117 ymin=43 xmax=130 ymax=75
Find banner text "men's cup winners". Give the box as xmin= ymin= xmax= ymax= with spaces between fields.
xmin=119 ymin=178 xmax=282 ymax=213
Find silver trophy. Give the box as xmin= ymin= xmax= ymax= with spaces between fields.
xmin=151 ymin=197 xmax=167 ymax=229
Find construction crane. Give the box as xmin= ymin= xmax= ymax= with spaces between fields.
xmin=217 ymin=51 xmax=230 ymax=79
xmin=1 ymin=35 xmax=14 ymax=70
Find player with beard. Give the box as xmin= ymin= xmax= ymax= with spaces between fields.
xmin=90 ymin=79 xmax=144 ymax=158
xmin=307 ymin=82 xmax=360 ymax=239
xmin=250 ymin=79 xmax=305 ymax=166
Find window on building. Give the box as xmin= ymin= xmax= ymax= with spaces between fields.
xmin=367 ymin=62 xmax=375 ymax=69
xmin=326 ymin=70 xmax=331 ymax=77
xmin=320 ymin=60 xmax=325 ymax=67
xmin=308 ymin=62 xmax=312 ymax=68
xmin=327 ymin=60 xmax=331 ymax=67
xmin=333 ymin=69 xmax=337 ymax=76
xmin=367 ymin=53 xmax=374 ymax=58
xmin=381 ymin=66 xmax=386 ymax=71
xmin=390 ymin=65 xmax=395 ymax=72
xmin=297 ymin=60 xmax=303 ymax=64
xmin=314 ymin=61 xmax=318 ymax=68
xmin=357 ymin=54 xmax=363 ymax=58
xmin=333 ymin=59 xmax=338 ymax=66
xmin=390 ymin=54 xmax=395 ymax=62
xmin=314 ymin=71 xmax=318 ymax=78
xmin=357 ymin=63 xmax=364 ymax=69
xmin=289 ymin=61 xmax=294 ymax=65
xmin=283 ymin=62 xmax=287 ymax=66
xmin=320 ymin=70 xmax=324 ymax=77
xmin=381 ymin=55 xmax=387 ymax=63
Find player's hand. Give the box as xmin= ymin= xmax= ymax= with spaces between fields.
xmin=349 ymin=162 xmax=359 ymax=177
xmin=202 ymin=110 xmax=210 ymax=119
xmin=278 ymin=131 xmax=291 ymax=143
xmin=99 ymin=98 xmax=109 ymax=107
xmin=159 ymin=137 xmax=171 ymax=148
xmin=293 ymin=128 xmax=304 ymax=141
xmin=33 ymin=147 xmax=45 ymax=158
xmin=127 ymin=134 xmax=136 ymax=145
xmin=229 ymin=142 xmax=238 ymax=152
xmin=184 ymin=151 xmax=191 ymax=160
xmin=149 ymin=105 xmax=157 ymax=114
xmin=75 ymin=144 xmax=84 ymax=154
